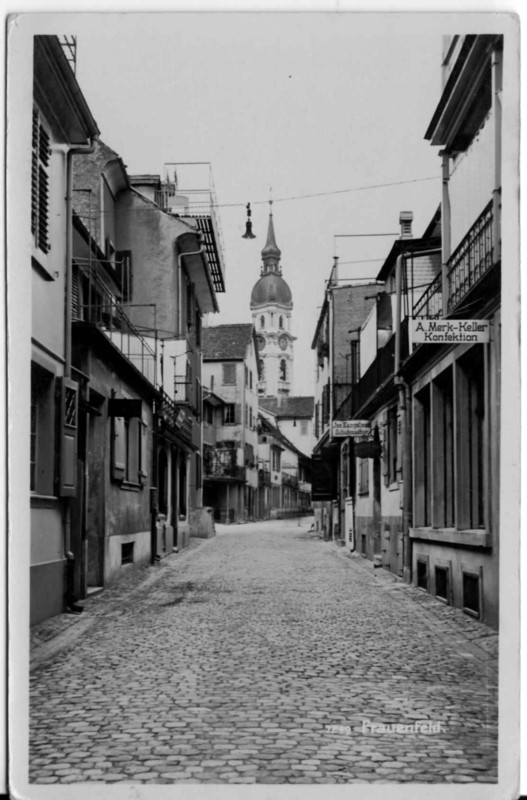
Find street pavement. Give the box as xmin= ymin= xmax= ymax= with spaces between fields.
xmin=29 ymin=517 xmax=498 ymax=785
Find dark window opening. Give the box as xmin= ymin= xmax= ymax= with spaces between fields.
xmin=417 ymin=559 xmax=428 ymax=590
xmin=121 ymin=542 xmax=134 ymax=565
xmin=435 ymin=566 xmax=449 ymax=602
xmin=463 ymin=572 xmax=480 ymax=618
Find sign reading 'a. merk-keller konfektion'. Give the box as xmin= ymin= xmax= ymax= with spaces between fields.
xmin=410 ymin=319 xmax=490 ymax=345
xmin=332 ymin=420 xmax=372 ymax=439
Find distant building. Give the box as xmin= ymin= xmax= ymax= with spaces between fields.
xmin=258 ymin=395 xmax=314 ymax=462
xmin=202 ymin=323 xmax=259 ymax=522
xmin=250 ymin=207 xmax=295 ymax=398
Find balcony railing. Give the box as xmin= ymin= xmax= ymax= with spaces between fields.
xmin=203 ymin=445 xmax=245 ymax=481
xmin=335 ymin=321 xmax=409 ymax=419
xmin=447 ymin=200 xmax=494 ymax=311
xmin=157 ymin=389 xmax=194 ymax=445
xmin=74 ymin=262 xmax=157 ymax=385
xmin=282 ymin=473 xmax=299 ymax=488
xmin=413 ymin=200 xmax=495 ymax=319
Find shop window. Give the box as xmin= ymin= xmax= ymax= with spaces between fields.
xmin=121 ymin=542 xmax=134 ymax=565
xmin=30 ymin=363 xmax=55 ymax=495
xmin=222 ymin=362 xmax=236 ymax=385
xmin=456 ymin=350 xmax=485 ymax=529
xmin=414 ymin=386 xmax=431 ymax=526
xmin=416 ymin=558 xmax=429 ymax=590
xmin=432 ymin=368 xmax=455 ymax=528
xmin=462 ymin=571 xmax=481 ymax=618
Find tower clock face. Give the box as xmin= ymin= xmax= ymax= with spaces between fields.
xmin=257 ymin=335 xmax=266 ymax=351
xmin=279 ymin=335 xmax=288 ymax=351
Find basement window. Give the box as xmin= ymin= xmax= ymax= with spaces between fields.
xmin=435 ymin=566 xmax=449 ymax=603
xmin=462 ymin=572 xmax=480 ymax=618
xmin=121 ymin=542 xmax=134 ymax=566
xmin=416 ymin=559 xmax=429 ymax=590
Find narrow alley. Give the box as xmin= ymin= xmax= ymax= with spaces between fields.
xmin=29 ymin=518 xmax=498 ymax=785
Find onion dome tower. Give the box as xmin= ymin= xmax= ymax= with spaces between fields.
xmin=250 ymin=203 xmax=295 ymax=397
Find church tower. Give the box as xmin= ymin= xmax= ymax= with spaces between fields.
xmin=250 ymin=205 xmax=295 ymax=397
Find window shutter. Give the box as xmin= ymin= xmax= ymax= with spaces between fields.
xmin=111 ymin=415 xmax=126 ymax=481
xmin=72 ymin=268 xmax=80 ymax=321
xmin=58 ymin=377 xmax=78 ymax=497
xmin=139 ymin=418 xmax=148 ymax=485
xmin=234 ymin=403 xmax=242 ymax=424
xmin=31 ymin=109 xmax=51 ymax=254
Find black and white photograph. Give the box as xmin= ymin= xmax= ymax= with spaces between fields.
xmin=5 ymin=8 xmax=522 ymax=799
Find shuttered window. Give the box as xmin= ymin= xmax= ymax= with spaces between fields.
xmin=31 ymin=107 xmax=51 ymax=255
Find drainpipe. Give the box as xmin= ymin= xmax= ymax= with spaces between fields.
xmin=394 ymin=251 xmax=412 ymax=582
xmin=491 ymin=45 xmax=502 ymax=264
xmin=441 ymin=152 xmax=451 ymax=316
xmin=63 ymin=137 xmax=97 ymax=610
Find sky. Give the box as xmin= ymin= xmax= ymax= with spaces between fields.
xmin=59 ymin=11 xmax=458 ymax=395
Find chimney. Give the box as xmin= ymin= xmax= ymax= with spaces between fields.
xmin=399 ymin=211 xmax=413 ymax=239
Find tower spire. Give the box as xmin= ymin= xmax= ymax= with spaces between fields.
xmin=261 ymin=199 xmax=281 ymax=273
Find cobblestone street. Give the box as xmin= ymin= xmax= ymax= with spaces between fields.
xmin=29 ymin=518 xmax=498 ymax=785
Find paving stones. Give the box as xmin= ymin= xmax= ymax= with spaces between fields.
xmin=29 ymin=519 xmax=497 ymax=785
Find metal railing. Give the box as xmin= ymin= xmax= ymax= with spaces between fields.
xmin=157 ymin=390 xmax=194 ymax=445
xmin=74 ymin=262 xmax=157 ymax=386
xmin=447 ymin=200 xmax=494 ymax=311
xmin=258 ymin=468 xmax=271 ymax=485
xmin=413 ymin=201 xmax=495 ymax=318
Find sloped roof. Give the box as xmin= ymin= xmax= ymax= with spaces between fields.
xmin=259 ymin=415 xmax=310 ymax=461
xmin=202 ymin=323 xmax=255 ymax=360
xmin=259 ymin=396 xmax=314 ymax=419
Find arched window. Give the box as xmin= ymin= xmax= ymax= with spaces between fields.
xmin=259 ymin=359 xmax=265 ymax=378
xmin=260 ymin=315 xmax=265 ymax=328
xmin=280 ymin=359 xmax=287 ymax=381
xmin=279 ymin=315 xmax=283 ymax=329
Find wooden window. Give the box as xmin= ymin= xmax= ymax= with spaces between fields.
xmin=350 ymin=339 xmax=360 ymax=384
xmin=358 ymin=458 xmax=369 ymax=495
xmin=30 ymin=363 xmax=55 ymax=495
xmin=223 ymin=404 xmax=235 ymax=425
xmin=222 ymin=362 xmax=236 ymax=385
xmin=271 ymin=447 xmax=281 ymax=473
xmin=31 ymin=107 xmax=51 ymax=255
xmin=111 ymin=405 xmax=146 ymax=488
xmin=116 ymin=250 xmax=132 ymax=302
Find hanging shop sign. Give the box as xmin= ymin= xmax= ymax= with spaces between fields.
xmin=331 ymin=420 xmax=372 ymax=439
xmin=410 ymin=319 xmax=490 ymax=345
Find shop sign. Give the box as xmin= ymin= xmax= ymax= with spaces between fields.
xmin=332 ymin=420 xmax=371 ymax=439
xmin=410 ymin=318 xmax=490 ymax=345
